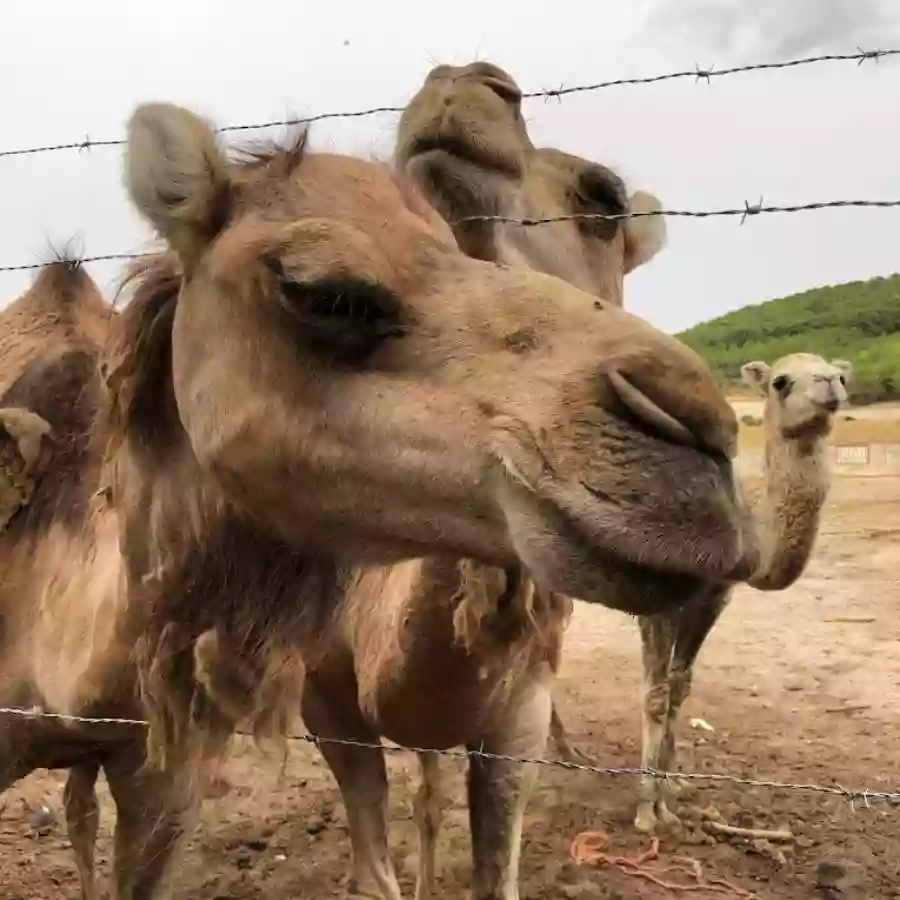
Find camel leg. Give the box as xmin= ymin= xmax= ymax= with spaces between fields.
xmin=103 ymin=741 xmax=199 ymax=900
xmin=659 ymin=586 xmax=732 ymax=797
xmin=548 ymin=702 xmax=596 ymax=766
xmin=467 ymin=678 xmax=551 ymax=900
xmin=0 ymin=745 xmax=34 ymax=794
xmin=634 ymin=613 xmax=679 ymax=834
xmin=199 ymin=755 xmax=232 ymax=798
xmin=64 ymin=763 xmax=101 ymax=900
xmin=301 ymin=679 xmax=402 ymax=900
xmin=413 ymin=750 xmax=443 ymax=900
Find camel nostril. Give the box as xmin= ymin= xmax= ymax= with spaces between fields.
xmin=822 ymin=397 xmax=840 ymax=412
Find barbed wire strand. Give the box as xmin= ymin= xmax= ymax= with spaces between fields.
xmin=0 ymin=252 xmax=148 ymax=273
xmin=1 ymin=48 xmax=897 ymax=160
xmin=3 ymin=198 xmax=899 ymax=274
xmin=450 ymin=198 xmax=900 ymax=227
xmin=1 ymin=706 xmax=897 ymax=807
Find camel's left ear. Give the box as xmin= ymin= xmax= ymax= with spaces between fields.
xmin=124 ymin=102 xmax=232 ymax=272
xmin=740 ymin=361 xmax=771 ymax=396
xmin=623 ymin=190 xmax=667 ymax=273
xmin=832 ymin=359 xmax=854 ymax=384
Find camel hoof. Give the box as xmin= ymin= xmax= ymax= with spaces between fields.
xmin=633 ymin=803 xmax=659 ymax=835
xmin=656 ymin=801 xmax=682 ymax=829
xmin=662 ymin=775 xmax=690 ymax=798
xmin=202 ymin=775 xmax=233 ymax=799
xmin=344 ymin=878 xmax=385 ymax=899
xmin=634 ymin=801 xmax=681 ymax=834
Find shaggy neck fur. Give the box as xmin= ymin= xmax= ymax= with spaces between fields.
xmin=746 ymin=412 xmax=831 ymax=591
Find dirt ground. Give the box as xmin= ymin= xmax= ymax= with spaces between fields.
xmin=2 ymin=473 xmax=899 ymax=899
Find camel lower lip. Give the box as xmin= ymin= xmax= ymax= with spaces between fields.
xmin=408 ymin=139 xmax=511 ymax=174
xmin=487 ymin=470 xmax=737 ymax=615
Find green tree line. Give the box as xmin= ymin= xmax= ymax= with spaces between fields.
xmin=677 ymin=273 xmax=900 ymax=404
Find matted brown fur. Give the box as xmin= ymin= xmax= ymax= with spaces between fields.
xmin=100 ymin=253 xmax=183 ymax=461
xmin=450 ymin=560 xmax=572 ymax=674
xmin=101 ymin=250 xmax=332 ymax=769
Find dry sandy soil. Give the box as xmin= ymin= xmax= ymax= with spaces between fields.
xmin=2 ymin=476 xmax=899 ymax=898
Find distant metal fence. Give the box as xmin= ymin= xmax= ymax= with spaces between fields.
xmin=737 ymin=442 xmax=900 ymax=475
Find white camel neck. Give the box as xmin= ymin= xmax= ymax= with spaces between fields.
xmin=748 ymin=421 xmax=830 ymax=591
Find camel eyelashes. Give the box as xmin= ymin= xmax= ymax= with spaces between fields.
xmin=263 ymin=256 xmax=407 ymax=365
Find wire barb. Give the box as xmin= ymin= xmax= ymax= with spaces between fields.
xmin=694 ymin=62 xmax=714 ymax=84
xmin=741 ymin=196 xmax=764 ymax=225
xmin=1 ymin=48 xmax=897 ymax=160
xmin=856 ymin=46 xmax=885 ymax=66
xmin=0 ymin=705 xmax=897 ymax=806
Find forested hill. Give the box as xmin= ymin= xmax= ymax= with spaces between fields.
xmin=676 ymin=274 xmax=900 ymax=404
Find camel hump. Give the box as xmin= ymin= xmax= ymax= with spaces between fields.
xmin=0 ymin=256 xmax=111 ymax=395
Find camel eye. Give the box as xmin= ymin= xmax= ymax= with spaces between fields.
xmin=838 ymin=374 xmax=846 ymax=386
xmin=263 ymin=256 xmax=406 ymax=366
xmin=577 ymin=169 xmax=626 ymax=212
xmin=771 ymin=375 xmax=790 ymax=393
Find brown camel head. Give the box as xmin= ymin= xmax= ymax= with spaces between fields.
xmin=122 ymin=101 xmax=744 ymax=615
xmin=394 ymin=61 xmax=667 ymax=303
xmin=741 ymin=353 xmax=852 ymax=438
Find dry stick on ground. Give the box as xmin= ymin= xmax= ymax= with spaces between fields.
xmin=701 ymin=807 xmax=794 ymax=843
xmin=703 ymin=821 xmax=794 ymax=843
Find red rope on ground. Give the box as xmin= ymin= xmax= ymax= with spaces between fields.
xmin=569 ymin=830 xmax=758 ymax=898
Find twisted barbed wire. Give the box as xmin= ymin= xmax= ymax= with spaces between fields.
xmin=3 ymin=197 xmax=899 ymax=275
xmin=522 ymin=47 xmax=898 ymax=99
xmin=1 ymin=705 xmax=897 ymax=806
xmin=1 ymin=47 xmax=896 ymax=160
xmin=0 ymin=105 xmax=409 ymax=159
xmin=0 ymin=252 xmax=148 ymax=274
xmin=450 ymin=198 xmax=900 ymax=227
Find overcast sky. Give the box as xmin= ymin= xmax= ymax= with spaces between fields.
xmin=2 ymin=0 xmax=899 ymax=332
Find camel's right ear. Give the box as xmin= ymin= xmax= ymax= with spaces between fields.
xmin=124 ymin=103 xmax=231 ymax=271
xmin=832 ymin=359 xmax=854 ymax=384
xmin=623 ymin=190 xmax=667 ymax=273
xmin=740 ymin=361 xmax=771 ymax=396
